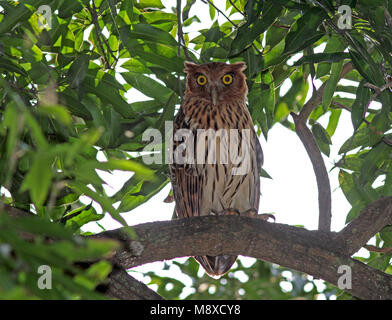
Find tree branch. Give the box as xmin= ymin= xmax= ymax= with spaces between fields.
xmin=331 ymin=100 xmax=392 ymax=146
xmin=95 ymin=197 xmax=392 ymax=300
xmin=291 ymin=62 xmax=354 ymax=232
xmin=176 ymin=0 xmax=194 ymax=63
xmin=362 ymin=82 xmax=392 ymax=119
xmin=291 ymin=112 xmax=332 ymax=231
xmin=204 ymin=0 xmax=263 ymax=55
xmin=105 ymin=266 xmax=164 ymax=300
xmin=338 ymin=197 xmax=392 ymax=255
xmin=88 ymin=0 xmax=117 ymax=69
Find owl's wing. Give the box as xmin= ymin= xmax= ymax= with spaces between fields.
xmin=169 ymin=108 xmax=202 ymax=219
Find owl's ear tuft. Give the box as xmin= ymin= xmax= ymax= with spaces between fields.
xmin=184 ymin=61 xmax=198 ymax=73
xmin=231 ymin=62 xmax=247 ymax=72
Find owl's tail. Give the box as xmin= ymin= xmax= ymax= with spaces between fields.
xmin=194 ymin=255 xmax=237 ymax=277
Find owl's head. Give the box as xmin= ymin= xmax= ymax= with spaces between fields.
xmin=184 ymin=61 xmax=248 ymax=105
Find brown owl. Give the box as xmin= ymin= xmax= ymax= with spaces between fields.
xmin=169 ymin=61 xmax=263 ymax=277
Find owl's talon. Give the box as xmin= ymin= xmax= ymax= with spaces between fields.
xmin=257 ymin=213 xmax=275 ymax=222
xmin=218 ymin=208 xmax=241 ymax=216
xmin=241 ymin=209 xmax=275 ymax=222
xmin=242 ymin=208 xmax=258 ymax=217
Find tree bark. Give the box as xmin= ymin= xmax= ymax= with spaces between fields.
xmin=95 ymin=197 xmax=392 ymax=300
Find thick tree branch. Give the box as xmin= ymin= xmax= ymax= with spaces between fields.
xmin=95 ymin=197 xmax=392 ymax=300
xmin=338 ymin=197 xmax=392 ymax=255
xmin=105 ymin=267 xmax=164 ymax=300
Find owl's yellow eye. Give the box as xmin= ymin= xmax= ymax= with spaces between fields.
xmin=196 ymin=75 xmax=207 ymax=86
xmin=222 ymin=74 xmax=233 ymax=85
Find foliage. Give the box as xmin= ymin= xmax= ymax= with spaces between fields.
xmin=0 ymin=0 xmax=391 ymax=299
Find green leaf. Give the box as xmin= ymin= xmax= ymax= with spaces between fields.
xmin=2 ymin=103 xmax=19 ymax=158
xmin=95 ymin=158 xmax=156 ymax=178
xmin=339 ymin=170 xmax=378 ymax=223
xmin=20 ymin=152 xmax=53 ymax=208
xmin=155 ymin=92 xmax=177 ymax=135
xmin=230 ymin=2 xmax=283 ymax=56
xmin=293 ymin=52 xmax=349 ymax=66
xmin=84 ymin=72 xmax=135 ymax=118
xmin=62 ymin=203 xmax=104 ymax=229
xmin=4 ymin=215 xmax=75 ymax=241
xmin=351 ymin=80 xmax=372 ymax=130
xmin=0 ymin=57 xmax=28 ymax=76
xmin=349 ymin=50 xmax=384 ymax=86
xmin=137 ymin=0 xmax=164 ymax=9
xmin=0 ymin=0 xmax=48 ymax=34
xmin=67 ymin=54 xmax=89 ymax=89
xmin=312 ymin=122 xmax=331 ymax=157
xmin=37 ymin=105 xmax=72 ymax=126
xmin=260 ymin=168 xmax=272 ymax=179
xmin=326 ymin=109 xmax=342 ymax=137
xmin=131 ymin=46 xmax=184 ymax=73
xmin=380 ymin=226 xmax=392 ymax=247
xmin=117 ymin=171 xmax=169 ymax=213
xmin=368 ymin=254 xmax=392 ymax=271
xmin=315 ymin=34 xmax=346 ymax=79
xmin=244 ymin=0 xmax=264 ymax=25
xmin=129 ymin=24 xmax=177 ymax=47
xmin=322 ymin=60 xmax=343 ymax=112
xmin=122 ymin=72 xmax=175 ymax=103
xmin=209 ymin=0 xmax=216 ymax=20
xmin=69 ymin=181 xmax=128 ymax=226
xmin=283 ymin=8 xmax=327 ymax=55
xmin=359 ymin=143 xmax=391 ymax=186
xmin=338 ymin=126 xmax=380 ymax=154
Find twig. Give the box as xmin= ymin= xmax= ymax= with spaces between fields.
xmin=205 ymin=0 xmax=263 ymax=55
xmin=176 ymin=0 xmax=194 ymax=63
xmin=384 ymin=5 xmax=392 ymax=29
xmin=331 ymin=100 xmax=351 ymax=112
xmin=364 ymin=244 xmax=392 ymax=254
xmin=205 ymin=0 xmax=238 ymax=26
xmin=362 ymin=82 xmax=392 ymax=119
xmin=332 ymin=100 xmax=392 ymax=146
xmin=89 ymin=0 xmax=118 ymax=68
xmin=176 ymin=0 xmax=184 ymax=103
xmin=228 ymin=0 xmax=244 ymax=16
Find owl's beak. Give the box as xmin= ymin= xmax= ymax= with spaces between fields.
xmin=210 ymin=87 xmax=218 ymax=106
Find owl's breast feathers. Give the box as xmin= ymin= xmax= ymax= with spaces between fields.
xmin=169 ymin=97 xmax=263 ymax=219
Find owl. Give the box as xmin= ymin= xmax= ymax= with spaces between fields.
xmin=169 ymin=61 xmax=263 ymax=277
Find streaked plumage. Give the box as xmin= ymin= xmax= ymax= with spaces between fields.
xmin=169 ymin=62 xmax=263 ymax=277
